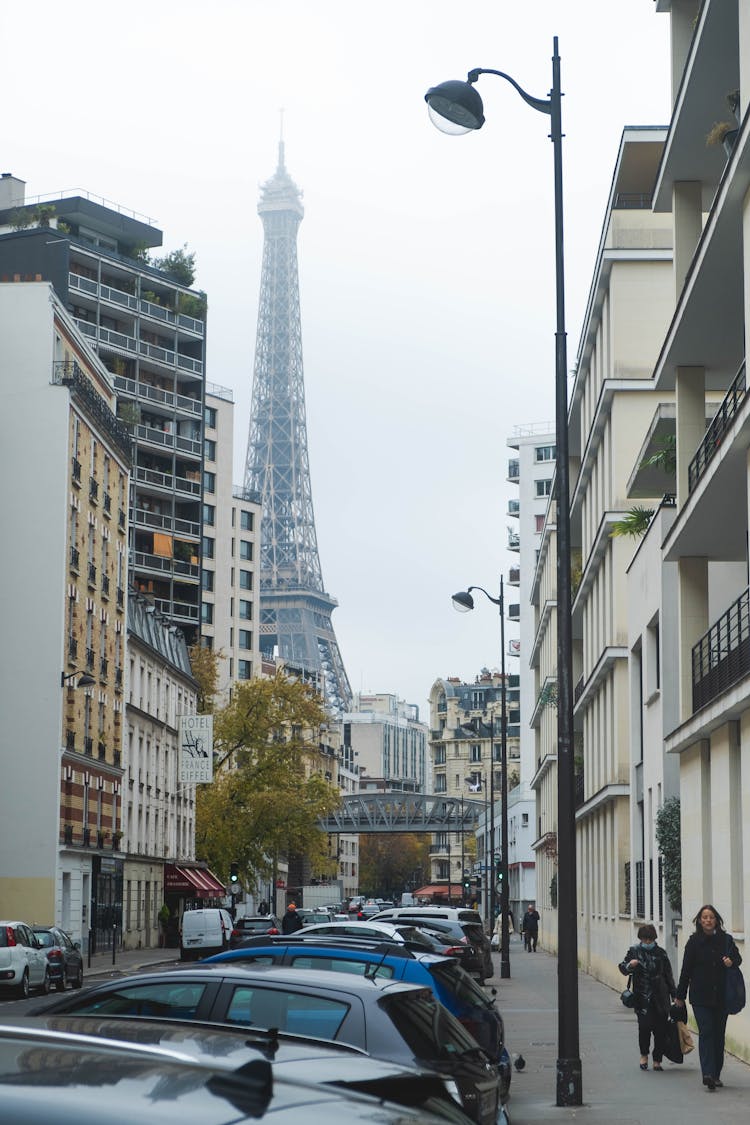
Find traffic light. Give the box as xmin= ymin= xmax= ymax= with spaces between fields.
xmin=463 ymin=874 xmax=471 ymax=892
xmin=229 ymin=861 xmax=240 ymax=888
xmin=495 ymin=855 xmax=503 ymax=882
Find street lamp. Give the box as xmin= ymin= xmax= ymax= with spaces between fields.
xmin=454 ymin=583 xmax=509 ymax=982
xmin=61 ymin=670 xmax=96 ymax=688
xmin=434 ymin=40 xmax=581 ymax=1105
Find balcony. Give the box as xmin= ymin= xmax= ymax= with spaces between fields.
xmin=68 ymin=636 xmax=78 ymax=661
xmin=70 ymin=545 xmax=79 ymax=572
xmin=688 ymin=361 xmax=746 ymax=494
xmin=507 ymin=459 xmax=519 ymax=481
xmin=72 ymin=456 xmax=82 ymax=486
xmin=133 ymin=550 xmax=199 ymax=580
xmin=99 ymin=656 xmax=108 ymax=679
xmin=508 ymin=499 xmax=520 ymax=518
xmin=692 ymin=585 xmax=750 ymax=712
xmin=103 ymin=491 xmax=112 ymax=516
xmin=102 ymin=574 xmax=110 ymax=598
xmin=66 ymin=729 xmax=75 ymax=751
xmin=53 ymin=361 xmax=132 ymax=465
xmin=507 ymin=530 xmax=520 ymax=552
xmin=63 ymin=824 xmax=73 ymax=845
xmin=508 ymin=566 xmax=520 ymax=586
xmin=116 ymin=587 xmax=124 ymax=609
xmin=84 ymin=736 xmax=93 ymax=757
xmin=508 ymin=603 xmax=520 ymax=621
xmin=87 ymin=562 xmax=97 ymax=587
xmin=89 ymin=476 xmax=99 ymax=503
xmin=85 ymin=647 xmax=95 ymax=672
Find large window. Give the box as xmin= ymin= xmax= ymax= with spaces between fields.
xmin=238 ymin=660 xmax=252 ymax=680
xmin=202 ymin=504 xmax=215 ymax=526
xmin=240 ymin=510 xmax=253 ymax=531
xmin=239 ymin=540 xmax=253 ymax=561
xmin=203 ymin=471 xmax=215 ymax=494
xmin=535 ymin=478 xmax=552 ymax=497
xmin=239 ymin=570 xmax=252 ymax=590
xmin=238 ymin=629 xmax=252 ymax=650
xmin=239 ymin=600 xmax=252 ymax=620
xmin=204 ymin=406 xmax=217 ymax=429
xmin=204 ymin=439 xmax=216 ymax=462
xmin=201 ymin=570 xmax=214 ymax=592
xmin=202 ymin=536 xmax=214 ymax=559
xmin=201 ymin=603 xmax=213 ymax=625
xmin=535 ymin=445 xmax=556 ymax=462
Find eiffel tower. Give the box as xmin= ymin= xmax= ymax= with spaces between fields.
xmin=244 ymin=140 xmax=352 ymax=714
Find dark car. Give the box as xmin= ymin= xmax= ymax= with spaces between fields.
xmin=204 ymin=937 xmax=510 ymax=1098
xmin=229 ymin=916 xmax=281 ymax=948
xmin=379 ymin=915 xmax=494 ymax=983
xmin=34 ymin=965 xmax=502 ymax=1125
xmin=0 ymin=1017 xmax=460 ymax=1125
xmin=300 ymin=918 xmax=481 ymax=978
xmin=31 ymin=926 xmax=84 ymax=991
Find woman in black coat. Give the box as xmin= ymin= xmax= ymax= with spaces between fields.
xmin=675 ymin=903 xmax=742 ymax=1091
xmin=619 ymin=923 xmax=676 ymax=1071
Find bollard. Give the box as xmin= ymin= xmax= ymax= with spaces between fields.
xmin=112 ymin=922 xmax=117 ymax=965
xmin=87 ymin=928 xmax=93 ymax=969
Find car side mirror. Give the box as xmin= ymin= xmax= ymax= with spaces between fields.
xmin=73 ymin=941 xmax=81 ymax=951
xmin=34 ymin=939 xmax=43 ymax=949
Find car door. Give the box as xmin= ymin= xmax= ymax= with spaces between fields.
xmin=17 ymin=924 xmax=46 ymax=985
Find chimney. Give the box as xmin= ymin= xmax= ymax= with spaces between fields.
xmin=0 ymin=173 xmax=25 ymax=211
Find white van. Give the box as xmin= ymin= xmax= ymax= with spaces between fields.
xmin=179 ymin=908 xmax=233 ymax=960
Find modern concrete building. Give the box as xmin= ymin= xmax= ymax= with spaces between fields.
xmin=200 ymin=383 xmax=262 ymax=688
xmin=0 ymin=281 xmax=131 ymax=948
xmin=344 ymin=693 xmax=429 ymax=794
xmin=0 ymin=174 xmax=207 ymax=642
xmin=506 ymin=424 xmax=556 ymax=914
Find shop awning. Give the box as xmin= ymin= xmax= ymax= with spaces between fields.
xmin=412 ymin=884 xmax=455 ymax=898
xmin=164 ymin=863 xmax=225 ymax=897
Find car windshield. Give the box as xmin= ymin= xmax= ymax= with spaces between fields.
xmin=56 ymin=981 xmax=208 ymax=1018
xmin=427 ymin=961 xmax=494 ymax=1008
xmin=241 ymin=920 xmax=274 ymax=932
xmin=381 ymin=990 xmax=482 ymax=1063
xmin=33 ymin=931 xmax=57 ymax=948
xmin=391 ymin=927 xmax=434 ymax=950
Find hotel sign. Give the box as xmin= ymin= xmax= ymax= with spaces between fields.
xmin=179 ymin=714 xmax=214 ymax=783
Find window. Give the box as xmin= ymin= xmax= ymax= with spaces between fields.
xmin=224 ymin=985 xmax=348 ymax=1039
xmin=434 ymin=774 xmax=447 ymax=793
xmin=239 ymin=540 xmax=253 ymax=561
xmin=522 ymin=812 xmax=529 ymax=826
xmin=202 ymin=504 xmax=215 ymax=526
xmin=204 ymin=439 xmax=216 ymax=462
xmin=202 ymin=536 xmax=214 ymax=559
xmin=535 ymin=445 xmax=556 ymax=462
xmin=535 ymin=514 xmax=545 ymax=533
xmin=434 ymin=747 xmax=446 ymax=765
xmin=240 ymin=510 xmax=254 ymax=531
xmin=238 ymin=660 xmax=252 ymax=680
xmin=470 ymin=744 xmax=482 ymax=762
xmin=238 ymin=629 xmax=252 ymax=650
xmin=201 ymin=570 xmax=214 ymax=592
xmin=204 ymin=406 xmax=217 ymax=429
xmin=203 ymin=471 xmax=215 ymax=493
xmin=239 ymin=600 xmax=252 ymax=620
xmin=239 ymin=570 xmax=252 ymax=590
xmin=201 ymin=603 xmax=214 ymax=625
xmin=535 ymin=479 xmax=552 ymax=497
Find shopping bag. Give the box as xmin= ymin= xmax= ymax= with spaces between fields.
xmin=662 ymin=1019 xmax=684 ymax=1065
xmin=677 ymin=1022 xmax=694 ymax=1055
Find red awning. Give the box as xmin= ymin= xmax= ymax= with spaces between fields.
xmin=412 ymin=884 xmax=456 ymax=898
xmin=164 ymin=863 xmax=225 ymax=898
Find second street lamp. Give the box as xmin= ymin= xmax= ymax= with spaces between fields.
xmin=434 ymin=38 xmax=581 ymax=1106
xmin=453 ymin=581 xmax=510 ymax=981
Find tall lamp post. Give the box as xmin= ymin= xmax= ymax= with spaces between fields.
xmin=454 ymin=582 xmax=509 ymax=982
xmin=432 ymin=39 xmax=580 ymax=1106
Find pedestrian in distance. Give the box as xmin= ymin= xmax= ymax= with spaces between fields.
xmin=618 ymin=923 xmax=676 ymax=1072
xmin=281 ymin=902 xmax=303 ymax=935
xmin=521 ymin=903 xmax=540 ymax=951
xmin=674 ymin=903 xmax=742 ymax=1092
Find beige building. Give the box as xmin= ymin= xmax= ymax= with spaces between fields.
xmin=0 ymin=282 xmax=130 ymax=949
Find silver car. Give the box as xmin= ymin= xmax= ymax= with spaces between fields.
xmin=0 ymin=920 xmax=50 ymax=997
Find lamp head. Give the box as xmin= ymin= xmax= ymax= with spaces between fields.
xmin=425 ymin=79 xmax=485 ymax=134
xmin=452 ymin=590 xmax=475 ymax=613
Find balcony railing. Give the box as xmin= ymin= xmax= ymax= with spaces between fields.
xmin=692 ymin=585 xmax=750 ymax=712
xmin=115 ymin=667 xmax=123 ymax=690
xmin=52 ymin=361 xmax=132 ymax=464
xmin=84 ymin=736 xmax=93 ymax=756
xmin=508 ymin=499 xmax=520 ymax=517
xmin=103 ymin=491 xmax=112 ymax=515
xmin=688 ymin=361 xmax=747 ymax=493
xmin=89 ymin=476 xmax=98 ymax=503
xmin=101 ymin=574 xmax=110 ymax=598
xmin=68 ymin=636 xmax=78 ymax=660
xmin=66 ymin=729 xmax=75 ymax=751
xmin=70 ymin=545 xmax=79 ymax=571
xmin=116 ymin=587 xmax=124 ymax=609
xmin=86 ymin=648 xmax=95 ymax=671
xmin=88 ymin=562 xmax=97 ymax=586
xmin=72 ymin=456 xmax=81 ymax=485
xmin=635 ymin=859 xmax=645 ymax=919
xmin=99 ymin=656 xmax=108 ymax=679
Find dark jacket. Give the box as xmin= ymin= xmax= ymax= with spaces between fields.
xmin=522 ymin=910 xmax=540 ymax=934
xmin=676 ymin=929 xmax=742 ymax=1009
xmin=619 ymin=943 xmax=675 ymax=1017
xmin=281 ymin=908 xmax=303 ymax=935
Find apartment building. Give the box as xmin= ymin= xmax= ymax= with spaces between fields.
xmin=0 ymin=282 xmax=130 ymax=948
xmin=200 ymin=383 xmax=262 ymax=687
xmin=428 ymin=672 xmax=520 ymax=916
xmin=0 ymin=174 xmax=207 ymax=642
xmin=506 ymin=425 xmax=556 ymax=913
xmin=344 ymin=693 xmax=429 ymax=793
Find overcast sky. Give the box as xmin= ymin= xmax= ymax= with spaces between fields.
xmin=6 ymin=2 xmax=671 ymax=715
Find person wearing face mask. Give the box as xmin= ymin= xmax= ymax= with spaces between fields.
xmin=674 ymin=903 xmax=742 ymax=1091
xmin=619 ymin=923 xmax=676 ymax=1072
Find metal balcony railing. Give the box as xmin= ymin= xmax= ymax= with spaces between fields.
xmin=688 ymin=362 xmax=747 ymax=493
xmin=635 ymin=859 xmax=645 ymax=918
xmin=88 ymin=562 xmax=97 ymax=586
xmin=70 ymin=545 xmax=79 ymax=571
xmin=692 ymin=585 xmax=750 ymax=712
xmin=85 ymin=648 xmax=95 ymax=671
xmin=102 ymin=574 xmax=110 ymax=597
xmin=68 ymin=636 xmax=77 ymax=660
xmin=72 ymin=456 xmax=81 ymax=485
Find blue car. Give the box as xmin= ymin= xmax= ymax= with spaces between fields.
xmin=204 ymin=936 xmax=511 ymax=1100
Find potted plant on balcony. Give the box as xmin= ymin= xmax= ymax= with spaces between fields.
xmin=706 ymin=119 xmax=738 ymax=158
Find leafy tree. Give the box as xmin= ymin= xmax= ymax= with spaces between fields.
xmin=358 ymin=833 xmax=431 ymax=899
xmin=194 ymin=671 xmax=340 ymax=893
xmin=655 ymin=796 xmax=681 ymax=913
xmin=188 ymin=643 xmax=223 ymax=713
xmin=154 ymin=243 xmax=196 ymax=286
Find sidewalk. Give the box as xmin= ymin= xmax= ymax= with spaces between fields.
xmin=85 ymin=943 xmax=176 ymax=981
xmin=487 ymin=937 xmax=750 ymax=1123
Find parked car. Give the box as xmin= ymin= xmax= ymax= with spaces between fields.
xmin=372 ymin=909 xmax=493 ymax=982
xmin=31 ymin=925 xmax=84 ymax=991
xmin=229 ymin=915 xmax=280 ymax=947
xmin=0 ymin=1016 xmax=465 ymax=1125
xmin=297 ymin=919 xmax=479 ymax=976
xmin=34 ymin=965 xmax=502 ymax=1125
xmin=0 ymin=921 xmax=50 ymax=998
xmin=296 ymin=908 xmax=336 ymax=925
xmin=179 ymin=908 xmax=233 ymax=960
xmin=204 ymin=937 xmax=511 ymax=1098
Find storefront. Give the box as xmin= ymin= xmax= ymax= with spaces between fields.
xmin=162 ymin=862 xmax=226 ymax=946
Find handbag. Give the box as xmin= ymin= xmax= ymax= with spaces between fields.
xmin=662 ymin=1018 xmax=684 ymax=1065
xmin=725 ymin=935 xmax=746 ymax=1015
xmin=677 ymin=1022 xmax=695 ymax=1055
xmin=620 ymin=976 xmax=635 ymax=1008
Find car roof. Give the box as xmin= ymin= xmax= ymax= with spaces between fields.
xmin=205 ymin=940 xmax=452 ymax=967
xmin=374 ymin=907 xmax=483 ymax=923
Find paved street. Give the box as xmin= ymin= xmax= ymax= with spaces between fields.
xmin=7 ymin=937 xmax=749 ymax=1122
xmin=487 ymin=937 xmax=750 ymax=1123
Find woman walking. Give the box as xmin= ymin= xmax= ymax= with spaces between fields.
xmin=674 ymin=904 xmax=742 ymax=1091
xmin=618 ymin=923 xmax=676 ymax=1071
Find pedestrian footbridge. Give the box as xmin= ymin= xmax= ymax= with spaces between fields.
xmin=319 ymin=792 xmax=485 ymax=834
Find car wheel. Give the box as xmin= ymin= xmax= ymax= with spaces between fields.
xmin=40 ymin=968 xmax=51 ymax=995
xmin=73 ymin=965 xmax=84 ymax=989
xmin=17 ymin=970 xmax=29 ymax=1000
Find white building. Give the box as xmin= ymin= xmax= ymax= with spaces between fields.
xmin=344 ymin=693 xmax=429 ymax=793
